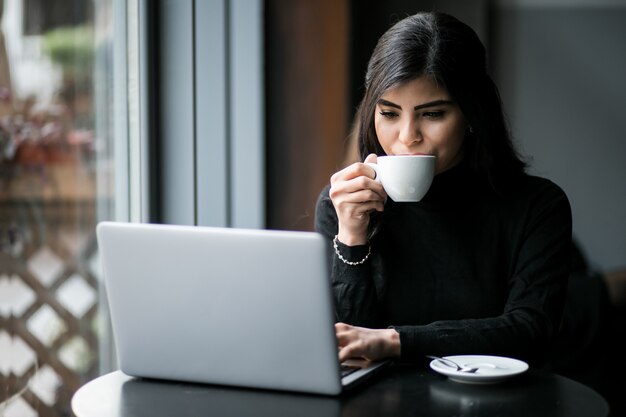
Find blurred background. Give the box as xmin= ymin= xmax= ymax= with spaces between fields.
xmin=267 ymin=0 xmax=626 ymax=275
xmin=0 ymin=0 xmax=624 ymax=416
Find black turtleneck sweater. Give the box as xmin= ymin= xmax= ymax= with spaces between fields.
xmin=314 ymin=162 xmax=572 ymax=365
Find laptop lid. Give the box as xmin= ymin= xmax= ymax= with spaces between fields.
xmin=97 ymin=222 xmax=385 ymax=395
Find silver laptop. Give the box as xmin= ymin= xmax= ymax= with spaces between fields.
xmin=97 ymin=221 xmax=389 ymax=395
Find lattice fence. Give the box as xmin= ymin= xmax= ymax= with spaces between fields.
xmin=1 ymin=200 xmax=102 ymax=417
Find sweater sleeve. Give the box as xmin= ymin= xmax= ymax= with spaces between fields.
xmin=394 ymin=181 xmax=572 ymax=365
xmin=314 ymin=186 xmax=386 ymax=328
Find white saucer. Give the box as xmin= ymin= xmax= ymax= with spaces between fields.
xmin=429 ymin=355 xmax=529 ymax=384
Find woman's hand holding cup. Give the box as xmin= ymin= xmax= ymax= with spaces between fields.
xmin=329 ymin=154 xmax=387 ymax=246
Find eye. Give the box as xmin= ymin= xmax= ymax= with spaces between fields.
xmin=379 ymin=110 xmax=398 ymax=119
xmin=423 ymin=111 xmax=445 ymax=120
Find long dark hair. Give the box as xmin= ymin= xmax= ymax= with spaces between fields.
xmin=356 ymin=12 xmax=526 ymax=189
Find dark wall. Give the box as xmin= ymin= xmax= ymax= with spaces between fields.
xmin=492 ymin=4 xmax=626 ymax=271
xmin=265 ymin=0 xmax=350 ymax=231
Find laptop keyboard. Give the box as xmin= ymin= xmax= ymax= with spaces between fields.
xmin=340 ymin=365 xmax=360 ymax=378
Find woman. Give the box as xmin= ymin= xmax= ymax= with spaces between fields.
xmin=314 ymin=12 xmax=572 ymax=365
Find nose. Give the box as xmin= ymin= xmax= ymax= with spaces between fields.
xmin=398 ymin=118 xmax=421 ymax=145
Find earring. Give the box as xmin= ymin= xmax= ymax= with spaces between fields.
xmin=468 ymin=125 xmax=474 ymax=134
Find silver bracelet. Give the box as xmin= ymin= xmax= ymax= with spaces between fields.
xmin=333 ymin=235 xmax=371 ymax=266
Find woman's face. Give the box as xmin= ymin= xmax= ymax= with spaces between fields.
xmin=374 ymin=76 xmax=467 ymax=174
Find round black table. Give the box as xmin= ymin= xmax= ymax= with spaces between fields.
xmin=72 ymin=365 xmax=609 ymax=417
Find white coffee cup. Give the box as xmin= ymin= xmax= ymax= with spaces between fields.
xmin=367 ymin=155 xmax=436 ymax=202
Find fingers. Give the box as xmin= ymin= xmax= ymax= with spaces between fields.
xmin=363 ymin=153 xmax=378 ymax=164
xmin=335 ymin=322 xmax=357 ymax=348
xmin=335 ymin=323 xmax=361 ymax=362
xmin=335 ymin=322 xmax=351 ymax=331
xmin=329 ymin=183 xmax=385 ymax=208
xmin=339 ymin=344 xmax=360 ymax=362
xmin=331 ymin=155 xmax=378 ymax=184
xmin=329 ymin=167 xmax=386 ymax=205
xmin=334 ymin=323 xmax=401 ymax=362
xmin=329 ymin=155 xmax=387 ymax=245
xmin=335 ymin=323 xmax=370 ymax=361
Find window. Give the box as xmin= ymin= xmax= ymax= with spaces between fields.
xmin=0 ymin=0 xmax=127 ymax=415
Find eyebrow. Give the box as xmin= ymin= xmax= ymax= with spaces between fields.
xmin=377 ymin=99 xmax=454 ymax=111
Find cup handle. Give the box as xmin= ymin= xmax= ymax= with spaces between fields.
xmin=365 ymin=162 xmax=380 ymax=181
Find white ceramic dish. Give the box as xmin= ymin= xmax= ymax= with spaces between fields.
xmin=429 ymin=355 xmax=529 ymax=384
